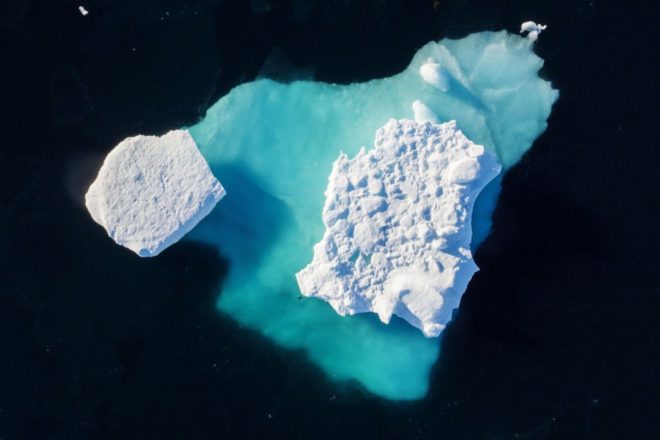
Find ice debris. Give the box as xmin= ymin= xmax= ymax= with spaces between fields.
xmin=520 ymin=21 xmax=547 ymax=41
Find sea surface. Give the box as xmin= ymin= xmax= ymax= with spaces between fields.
xmin=1 ymin=1 xmax=658 ymax=438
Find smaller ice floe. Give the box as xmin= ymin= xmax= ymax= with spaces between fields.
xmin=520 ymin=21 xmax=547 ymax=41
xmin=419 ymin=58 xmax=450 ymax=92
xmin=78 ymin=6 xmax=89 ymax=16
xmin=296 ymin=119 xmax=501 ymax=337
xmin=85 ymin=130 xmax=225 ymax=257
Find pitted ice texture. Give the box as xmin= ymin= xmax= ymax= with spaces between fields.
xmin=296 ymin=119 xmax=501 ymax=337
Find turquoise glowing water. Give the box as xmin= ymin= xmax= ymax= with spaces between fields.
xmin=186 ymin=31 xmax=558 ymax=400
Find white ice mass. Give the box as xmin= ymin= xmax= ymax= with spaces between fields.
xmin=419 ymin=58 xmax=450 ymax=92
xmin=78 ymin=6 xmax=89 ymax=16
xmin=85 ymin=129 xmax=225 ymax=257
xmin=520 ymin=21 xmax=547 ymax=41
xmin=412 ymin=100 xmax=439 ymax=124
xmin=296 ymin=119 xmax=501 ymax=337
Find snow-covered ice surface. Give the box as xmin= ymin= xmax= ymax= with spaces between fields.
xmin=297 ymin=120 xmax=501 ymax=337
xmin=185 ymin=30 xmax=557 ymax=399
xmin=85 ymin=129 xmax=225 ymax=257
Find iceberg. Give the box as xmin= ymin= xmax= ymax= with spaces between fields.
xmin=296 ymin=119 xmax=501 ymax=337
xmin=86 ymin=129 xmax=225 ymax=257
xmin=179 ymin=30 xmax=558 ymax=399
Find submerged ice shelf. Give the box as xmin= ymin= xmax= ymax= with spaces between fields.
xmin=297 ymin=119 xmax=501 ymax=337
xmin=180 ymin=30 xmax=558 ymax=400
xmin=86 ymin=130 xmax=225 ymax=257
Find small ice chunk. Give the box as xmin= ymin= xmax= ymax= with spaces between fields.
xmin=412 ymin=100 xmax=439 ymax=123
xmin=85 ymin=129 xmax=225 ymax=257
xmin=419 ymin=58 xmax=450 ymax=92
xmin=78 ymin=6 xmax=89 ymax=16
xmin=520 ymin=21 xmax=547 ymax=41
xmin=296 ymin=119 xmax=501 ymax=337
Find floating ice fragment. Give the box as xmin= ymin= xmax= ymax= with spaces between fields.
xmin=85 ymin=130 xmax=225 ymax=257
xmin=296 ymin=119 xmax=501 ymax=337
xmin=78 ymin=6 xmax=89 ymax=16
xmin=520 ymin=21 xmax=547 ymax=41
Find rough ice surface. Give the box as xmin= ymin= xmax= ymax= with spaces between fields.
xmin=186 ymin=30 xmax=558 ymax=400
xmin=86 ymin=129 xmax=225 ymax=257
xmin=297 ymin=119 xmax=501 ymax=337
xmin=520 ymin=21 xmax=547 ymax=41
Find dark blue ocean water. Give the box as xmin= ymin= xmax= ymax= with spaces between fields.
xmin=1 ymin=0 xmax=658 ymax=438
